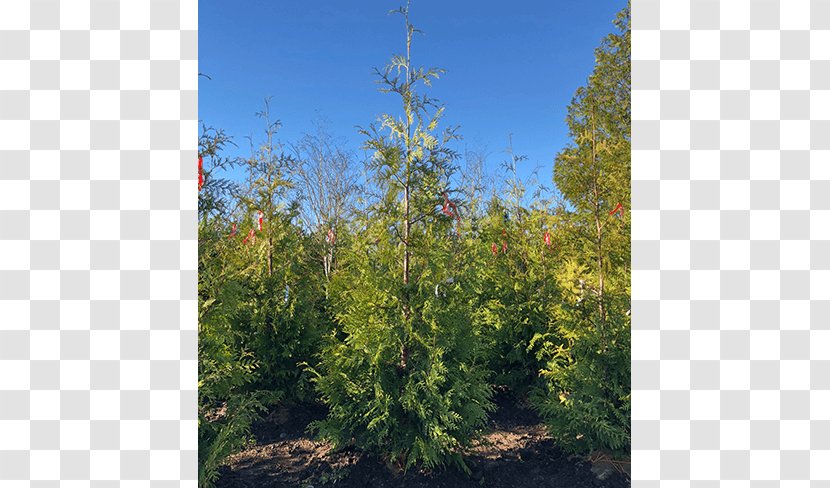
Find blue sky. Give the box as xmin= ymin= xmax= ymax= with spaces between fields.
xmin=199 ymin=0 xmax=627 ymax=195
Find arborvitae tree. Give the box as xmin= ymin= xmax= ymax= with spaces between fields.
xmin=458 ymin=150 xmax=552 ymax=395
xmin=531 ymin=4 xmax=631 ymax=456
xmin=232 ymin=101 xmax=327 ymax=401
xmin=198 ymin=109 xmax=331 ymax=487
xmin=472 ymin=160 xmax=559 ymax=396
xmin=310 ymin=1 xmax=494 ymax=472
xmin=198 ymin=128 xmax=272 ymax=488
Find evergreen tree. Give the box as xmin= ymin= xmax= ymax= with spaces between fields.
xmin=473 ymin=149 xmax=558 ymax=396
xmin=310 ymin=1 xmax=494 ymax=472
xmin=531 ymin=4 xmax=631 ymax=456
xmin=233 ymin=101 xmax=327 ymax=400
xmin=198 ymin=128 xmax=272 ymax=487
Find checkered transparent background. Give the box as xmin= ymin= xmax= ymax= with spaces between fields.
xmin=632 ymin=0 xmax=830 ymax=484
xmin=0 ymin=0 xmax=198 ymax=485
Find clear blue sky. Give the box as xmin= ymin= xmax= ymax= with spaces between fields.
xmin=199 ymin=0 xmax=627 ymax=194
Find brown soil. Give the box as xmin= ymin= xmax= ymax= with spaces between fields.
xmin=216 ymin=394 xmax=630 ymax=488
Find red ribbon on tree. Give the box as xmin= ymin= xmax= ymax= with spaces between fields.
xmin=229 ymin=223 xmax=237 ymax=238
xmin=198 ymin=155 xmax=204 ymax=191
xmin=543 ymin=231 xmax=551 ymax=247
xmin=442 ymin=193 xmax=453 ymax=217
xmin=326 ymin=228 xmax=336 ymax=244
xmin=502 ymin=241 xmax=507 ymax=253
xmin=441 ymin=192 xmax=462 ymax=236
xmin=491 ymin=242 xmax=498 ymax=255
xmin=257 ymin=211 xmax=263 ymax=231
xmin=242 ymin=228 xmax=256 ymax=244
xmin=610 ymin=202 xmax=624 ymax=217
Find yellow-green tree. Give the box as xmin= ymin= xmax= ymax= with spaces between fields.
xmin=310 ymin=2 xmax=493 ymax=471
xmin=531 ymin=4 xmax=631 ymax=456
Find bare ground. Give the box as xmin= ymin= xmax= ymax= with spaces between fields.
xmin=216 ymin=394 xmax=630 ymax=488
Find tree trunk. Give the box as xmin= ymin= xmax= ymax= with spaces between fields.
xmin=591 ymin=103 xmax=606 ymax=325
xmin=399 ymin=5 xmax=413 ymax=372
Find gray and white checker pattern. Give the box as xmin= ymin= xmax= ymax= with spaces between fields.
xmin=632 ymin=0 xmax=830 ymax=485
xmin=0 ymin=0 xmax=198 ymax=485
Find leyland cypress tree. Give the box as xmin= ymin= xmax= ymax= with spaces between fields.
xmin=310 ymin=1 xmax=494 ymax=472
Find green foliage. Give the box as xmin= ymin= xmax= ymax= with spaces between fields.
xmin=197 ymin=127 xmax=268 ymax=488
xmin=198 ymin=276 xmax=274 ymax=487
xmin=197 ymin=120 xmax=326 ymax=487
xmin=530 ymin=3 xmax=631 ymax=457
xmin=530 ymin=266 xmax=631 ymax=455
xmin=197 ymin=2 xmax=631 ymax=483
xmin=471 ymin=200 xmax=557 ymax=395
xmin=233 ymin=125 xmax=328 ymax=399
xmin=311 ymin=239 xmax=494 ymax=471
xmin=309 ymin=2 xmax=494 ymax=472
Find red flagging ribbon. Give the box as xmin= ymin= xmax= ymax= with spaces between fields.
xmin=441 ymin=192 xmax=462 ymax=235
xmin=239 ymin=211 xmax=264 ymax=244
xmin=326 ymin=228 xmax=336 ymax=244
xmin=502 ymin=241 xmax=507 ymax=253
xmin=443 ymin=193 xmax=458 ymax=216
xmin=491 ymin=242 xmax=498 ymax=255
xmin=544 ymin=231 xmax=551 ymax=247
xmin=610 ymin=202 xmax=624 ymax=217
xmin=442 ymin=193 xmax=453 ymax=217
xmin=229 ymin=223 xmax=237 ymax=238
xmin=198 ymin=156 xmax=204 ymax=191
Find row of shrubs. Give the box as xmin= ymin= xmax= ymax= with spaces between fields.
xmin=197 ymin=3 xmax=630 ymax=487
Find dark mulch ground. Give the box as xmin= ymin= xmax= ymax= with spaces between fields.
xmin=216 ymin=393 xmax=630 ymax=488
